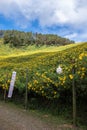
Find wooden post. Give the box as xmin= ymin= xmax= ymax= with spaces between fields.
xmin=4 ymin=88 xmax=6 ymax=101
xmin=25 ymin=68 xmax=28 ymax=110
xmin=4 ymin=74 xmax=8 ymax=101
xmin=72 ymin=67 xmax=76 ymax=127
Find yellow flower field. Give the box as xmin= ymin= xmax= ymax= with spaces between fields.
xmin=0 ymin=42 xmax=87 ymax=99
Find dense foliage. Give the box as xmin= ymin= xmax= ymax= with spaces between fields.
xmin=0 ymin=30 xmax=74 ymax=47
xmin=0 ymin=43 xmax=87 ymax=100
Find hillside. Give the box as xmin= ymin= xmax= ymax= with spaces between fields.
xmin=0 ymin=42 xmax=87 ymax=97
xmin=0 ymin=42 xmax=78 ymax=58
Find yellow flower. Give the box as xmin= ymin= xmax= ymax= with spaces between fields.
xmin=79 ymin=53 xmax=85 ymax=60
xmin=40 ymin=87 xmax=42 ymax=90
xmin=54 ymin=91 xmax=57 ymax=95
xmin=41 ymin=91 xmax=44 ymax=94
xmin=79 ymin=55 xmax=82 ymax=60
xmin=82 ymin=67 xmax=85 ymax=71
xmin=36 ymin=72 xmax=40 ymax=76
xmin=63 ymin=80 xmax=65 ymax=84
xmin=28 ymin=83 xmax=32 ymax=89
xmin=69 ymin=74 xmax=73 ymax=79
xmin=63 ymin=76 xmax=66 ymax=81
xmin=34 ymin=80 xmax=38 ymax=84
xmin=82 ymin=73 xmax=85 ymax=76
xmin=77 ymin=71 xmax=80 ymax=74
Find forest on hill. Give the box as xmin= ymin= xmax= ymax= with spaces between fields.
xmin=0 ymin=30 xmax=74 ymax=47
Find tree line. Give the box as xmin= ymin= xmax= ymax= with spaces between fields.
xmin=0 ymin=30 xmax=75 ymax=47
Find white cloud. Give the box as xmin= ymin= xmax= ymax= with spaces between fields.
xmin=64 ymin=33 xmax=78 ymax=39
xmin=0 ymin=0 xmax=87 ymax=26
xmin=64 ymin=31 xmax=87 ymax=42
xmin=0 ymin=0 xmax=87 ymax=41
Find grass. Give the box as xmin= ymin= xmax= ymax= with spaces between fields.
xmin=0 ymin=41 xmax=81 ymax=59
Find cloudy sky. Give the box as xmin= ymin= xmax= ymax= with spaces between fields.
xmin=0 ymin=0 xmax=87 ymax=42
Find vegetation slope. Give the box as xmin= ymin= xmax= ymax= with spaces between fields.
xmin=0 ymin=41 xmax=86 ymax=99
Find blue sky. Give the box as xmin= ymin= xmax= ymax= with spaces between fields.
xmin=0 ymin=0 xmax=87 ymax=42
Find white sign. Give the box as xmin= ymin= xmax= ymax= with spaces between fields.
xmin=8 ymin=71 xmax=16 ymax=98
xmin=56 ymin=65 xmax=63 ymax=74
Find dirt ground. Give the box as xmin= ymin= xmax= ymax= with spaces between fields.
xmin=0 ymin=101 xmax=80 ymax=130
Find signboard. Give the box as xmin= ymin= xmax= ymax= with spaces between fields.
xmin=56 ymin=65 xmax=63 ymax=74
xmin=8 ymin=71 xmax=16 ymax=98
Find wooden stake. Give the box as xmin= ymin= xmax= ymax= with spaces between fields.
xmin=4 ymin=74 xmax=8 ymax=101
xmin=4 ymin=88 xmax=6 ymax=101
xmin=72 ymin=67 xmax=76 ymax=127
xmin=25 ymin=68 xmax=28 ymax=110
